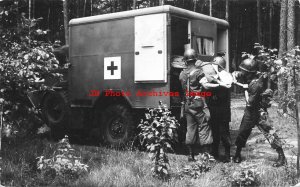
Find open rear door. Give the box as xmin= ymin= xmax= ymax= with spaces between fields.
xmin=134 ymin=13 xmax=167 ymax=82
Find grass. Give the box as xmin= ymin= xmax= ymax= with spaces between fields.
xmin=0 ymin=98 xmax=299 ymax=187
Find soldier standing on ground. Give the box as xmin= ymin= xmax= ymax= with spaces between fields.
xmin=204 ymin=56 xmax=232 ymax=163
xmin=179 ymin=48 xmax=211 ymax=162
xmin=232 ymin=57 xmax=286 ymax=167
xmin=179 ymin=49 xmax=230 ymax=162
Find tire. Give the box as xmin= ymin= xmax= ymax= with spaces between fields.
xmin=42 ymin=91 xmax=69 ymax=140
xmin=43 ymin=91 xmax=69 ymax=125
xmin=99 ymin=104 xmax=135 ymax=147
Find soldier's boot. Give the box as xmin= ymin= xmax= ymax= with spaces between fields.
xmin=187 ymin=145 xmax=196 ymax=162
xmin=223 ymin=146 xmax=231 ymax=163
xmin=273 ymin=147 xmax=287 ymax=167
xmin=202 ymin=144 xmax=212 ymax=155
xmin=233 ymin=146 xmax=242 ymax=163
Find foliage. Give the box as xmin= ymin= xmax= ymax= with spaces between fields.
xmin=0 ymin=4 xmax=64 ymax=137
xmin=137 ymin=101 xmax=180 ymax=179
xmin=283 ymin=160 xmax=299 ymax=185
xmin=179 ymin=152 xmax=216 ymax=179
xmin=0 ymin=99 xmax=298 ymax=186
xmin=37 ymin=135 xmax=89 ymax=184
xmin=222 ymin=162 xmax=261 ymax=187
xmin=231 ymin=169 xmax=260 ymax=187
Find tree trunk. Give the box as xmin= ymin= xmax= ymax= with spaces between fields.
xmin=16 ymin=0 xmax=20 ymax=33
xmin=225 ymin=0 xmax=229 ymax=21
xmin=29 ymin=0 xmax=32 ymax=19
xmin=209 ymin=0 xmax=212 ymax=16
xmin=63 ymin=0 xmax=69 ymax=45
xmin=257 ymin=0 xmax=262 ymax=43
xmin=90 ymin=0 xmax=93 ymax=16
xmin=287 ymin=0 xmax=296 ymax=108
xmin=77 ymin=0 xmax=80 ymax=17
xmin=83 ymin=0 xmax=87 ymax=16
xmin=159 ymin=0 xmax=164 ymax=6
xmin=193 ymin=0 xmax=197 ymax=12
xmin=47 ymin=6 xmax=50 ymax=41
xmin=0 ymin=105 xmax=3 ymax=154
xmin=0 ymin=104 xmax=2 ymax=186
xmin=278 ymin=0 xmax=288 ymax=101
xmin=111 ymin=0 xmax=115 ymax=13
xmin=32 ymin=0 xmax=35 ymax=19
xmin=47 ymin=6 xmax=50 ymax=30
xmin=279 ymin=0 xmax=288 ymax=57
xmin=287 ymin=1 xmax=297 ymax=173
xmin=133 ymin=0 xmax=136 ymax=9
xmin=269 ymin=1 xmax=273 ymax=48
xmin=294 ymin=66 xmax=300 ymax=176
xmin=287 ymin=0 xmax=295 ymax=51
xmin=116 ymin=0 xmax=118 ymax=11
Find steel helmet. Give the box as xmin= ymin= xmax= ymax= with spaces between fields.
xmin=184 ymin=48 xmax=197 ymax=62
xmin=239 ymin=58 xmax=258 ymax=73
xmin=213 ymin=56 xmax=226 ymax=69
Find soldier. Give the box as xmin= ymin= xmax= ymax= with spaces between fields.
xmin=232 ymin=57 xmax=286 ymax=167
xmin=179 ymin=49 xmax=229 ymax=161
xmin=179 ymin=48 xmax=211 ymax=162
xmin=205 ymin=56 xmax=232 ymax=162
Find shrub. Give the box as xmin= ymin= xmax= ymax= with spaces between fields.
xmin=179 ymin=152 xmax=216 ymax=179
xmin=37 ymin=135 xmax=89 ymax=184
xmin=231 ymin=169 xmax=260 ymax=187
xmin=0 ymin=3 xmax=65 ymax=139
xmin=137 ymin=101 xmax=180 ymax=179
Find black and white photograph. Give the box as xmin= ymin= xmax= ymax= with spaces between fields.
xmin=0 ymin=0 xmax=300 ymax=186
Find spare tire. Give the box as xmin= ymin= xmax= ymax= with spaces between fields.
xmin=42 ymin=91 xmax=69 ymax=125
xmin=98 ymin=104 xmax=135 ymax=147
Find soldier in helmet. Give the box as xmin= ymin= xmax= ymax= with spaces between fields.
xmin=179 ymin=48 xmax=212 ymax=161
xmin=205 ymin=55 xmax=232 ymax=162
xmin=179 ymin=49 xmax=230 ymax=161
xmin=232 ymin=57 xmax=286 ymax=167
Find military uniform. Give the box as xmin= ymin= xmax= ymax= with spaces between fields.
xmin=179 ymin=67 xmax=212 ymax=146
xmin=198 ymin=58 xmax=232 ymax=160
xmin=235 ymin=76 xmax=284 ymax=152
xmin=206 ymin=86 xmax=231 ymax=158
xmin=233 ymin=57 xmax=286 ymax=166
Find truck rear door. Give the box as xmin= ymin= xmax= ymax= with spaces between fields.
xmin=134 ymin=13 xmax=167 ymax=83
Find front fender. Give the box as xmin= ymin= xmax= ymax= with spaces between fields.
xmin=27 ymin=90 xmax=47 ymax=108
xmin=27 ymin=89 xmax=59 ymax=109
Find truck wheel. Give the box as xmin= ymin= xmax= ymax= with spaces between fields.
xmin=43 ymin=91 xmax=69 ymax=124
xmin=42 ymin=91 xmax=69 ymax=140
xmin=100 ymin=104 xmax=135 ymax=147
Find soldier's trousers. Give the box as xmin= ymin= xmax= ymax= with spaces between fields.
xmin=235 ymin=107 xmax=284 ymax=149
xmin=210 ymin=119 xmax=231 ymax=149
xmin=185 ymin=102 xmax=212 ymax=146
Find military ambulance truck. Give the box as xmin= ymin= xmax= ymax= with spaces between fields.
xmin=33 ymin=5 xmax=229 ymax=146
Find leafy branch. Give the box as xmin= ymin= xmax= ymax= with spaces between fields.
xmin=244 ymin=43 xmax=300 ymax=118
xmin=0 ymin=4 xmax=65 ymax=138
xmin=137 ymin=101 xmax=180 ymax=179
